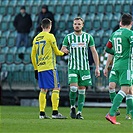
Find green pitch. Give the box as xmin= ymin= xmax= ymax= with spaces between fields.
xmin=0 ymin=106 xmax=133 ymax=133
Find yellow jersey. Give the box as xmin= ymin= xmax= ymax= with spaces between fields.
xmin=31 ymin=31 xmax=64 ymax=72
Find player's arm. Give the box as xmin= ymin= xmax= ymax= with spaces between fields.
xmin=61 ymin=46 xmax=69 ymax=54
xmin=103 ymin=54 xmax=114 ymax=77
xmin=89 ymin=36 xmax=100 ymax=77
xmin=50 ymin=35 xmax=64 ymax=56
xmin=52 ymin=43 xmax=64 ymax=56
xmin=61 ymin=35 xmax=69 ymax=54
xmin=31 ymin=41 xmax=38 ymax=80
xmin=31 ymin=42 xmax=37 ymax=71
xmin=105 ymin=40 xmax=114 ymax=55
xmin=129 ymin=33 xmax=133 ymax=56
xmin=90 ymin=46 xmax=100 ymax=77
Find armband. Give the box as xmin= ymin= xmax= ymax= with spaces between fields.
xmin=105 ymin=47 xmax=114 ymax=55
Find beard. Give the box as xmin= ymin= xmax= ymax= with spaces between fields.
xmin=74 ymin=27 xmax=82 ymax=33
xmin=74 ymin=29 xmax=82 ymax=33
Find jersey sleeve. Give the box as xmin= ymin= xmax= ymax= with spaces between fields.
xmin=50 ymin=34 xmax=64 ymax=56
xmin=62 ymin=35 xmax=69 ymax=47
xmin=105 ymin=41 xmax=114 ymax=55
xmin=89 ymin=35 xmax=95 ymax=47
xmin=31 ymin=39 xmax=38 ymax=70
xmin=129 ymin=31 xmax=133 ymax=55
xmin=129 ymin=31 xmax=133 ymax=46
xmin=105 ymin=47 xmax=114 ymax=55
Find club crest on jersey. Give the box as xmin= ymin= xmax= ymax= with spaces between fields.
xmin=83 ymin=38 xmax=88 ymax=42
xmin=52 ymin=42 xmax=56 ymax=45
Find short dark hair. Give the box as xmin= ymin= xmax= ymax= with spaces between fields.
xmin=74 ymin=17 xmax=84 ymax=24
xmin=41 ymin=18 xmax=52 ymax=29
xmin=20 ymin=6 xmax=25 ymax=10
xmin=42 ymin=5 xmax=48 ymax=10
xmin=121 ymin=13 xmax=132 ymax=26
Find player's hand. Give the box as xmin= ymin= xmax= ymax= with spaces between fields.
xmin=103 ymin=68 xmax=108 ymax=77
xmin=34 ymin=70 xmax=38 ymax=80
xmin=95 ymin=68 xmax=100 ymax=77
xmin=61 ymin=47 xmax=69 ymax=54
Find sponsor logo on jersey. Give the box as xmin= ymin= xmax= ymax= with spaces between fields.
xmin=36 ymin=36 xmax=44 ymax=41
xmin=115 ymin=31 xmax=122 ymax=35
xmin=78 ymin=43 xmax=86 ymax=47
xmin=38 ymin=56 xmax=49 ymax=61
xmin=82 ymin=75 xmax=91 ymax=80
xmin=71 ymin=43 xmax=86 ymax=48
xmin=38 ymin=62 xmax=46 ymax=66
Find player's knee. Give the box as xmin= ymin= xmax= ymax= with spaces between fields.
xmin=41 ymin=88 xmax=47 ymax=93
xmin=109 ymin=82 xmax=116 ymax=90
xmin=78 ymin=89 xmax=85 ymax=95
xmin=70 ymin=86 xmax=78 ymax=92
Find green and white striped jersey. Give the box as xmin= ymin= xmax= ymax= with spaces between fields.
xmin=63 ymin=32 xmax=95 ymax=70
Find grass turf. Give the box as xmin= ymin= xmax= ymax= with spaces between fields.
xmin=0 ymin=106 xmax=133 ymax=133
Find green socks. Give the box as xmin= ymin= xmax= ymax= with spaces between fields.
xmin=69 ymin=86 xmax=77 ymax=106
xmin=109 ymin=89 xmax=116 ymax=102
xmin=77 ymin=89 xmax=85 ymax=112
xmin=109 ymin=90 xmax=126 ymax=116
xmin=69 ymin=87 xmax=85 ymax=113
xmin=126 ymin=95 xmax=130 ymax=115
xmin=126 ymin=94 xmax=133 ymax=118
